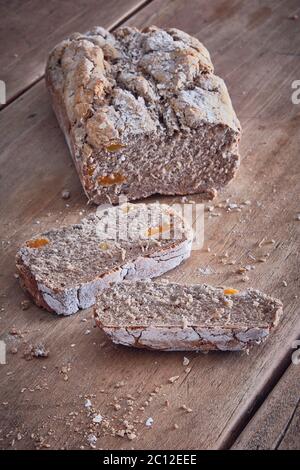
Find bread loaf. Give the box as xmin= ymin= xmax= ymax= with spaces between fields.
xmin=16 ymin=203 xmax=193 ymax=315
xmin=95 ymin=281 xmax=283 ymax=352
xmin=46 ymin=26 xmax=241 ymax=204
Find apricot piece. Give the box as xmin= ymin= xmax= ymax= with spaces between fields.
xmin=26 ymin=238 xmax=49 ymax=249
xmin=99 ymin=241 xmax=109 ymax=250
xmin=98 ymin=173 xmax=125 ymax=186
xmin=105 ymin=143 xmax=126 ymax=153
xmin=146 ymin=224 xmax=171 ymax=237
xmin=224 ymin=288 xmax=239 ymax=295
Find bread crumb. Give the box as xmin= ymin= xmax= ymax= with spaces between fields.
xmin=168 ymin=375 xmax=180 ymax=384
xmin=92 ymin=414 xmax=103 ymax=424
xmin=87 ymin=434 xmax=97 ymax=448
xmin=282 ymin=280 xmax=288 ymax=287
xmin=236 ymin=267 xmax=246 ymax=274
xmin=145 ymin=417 xmax=153 ymax=427
xmin=23 ymin=344 xmax=49 ymax=360
xmin=115 ymin=380 xmax=125 ymax=388
xmin=183 ymin=356 xmax=190 ymax=366
xmin=61 ymin=189 xmax=71 ymax=200
xmin=20 ymin=299 xmax=31 ymax=310
xmin=198 ymin=266 xmax=215 ymax=275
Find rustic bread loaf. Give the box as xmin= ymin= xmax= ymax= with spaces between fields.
xmin=95 ymin=281 xmax=283 ymax=351
xmin=46 ymin=25 xmax=241 ymax=204
xmin=16 ymin=203 xmax=193 ymax=315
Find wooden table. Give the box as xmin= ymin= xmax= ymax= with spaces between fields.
xmin=0 ymin=0 xmax=299 ymax=450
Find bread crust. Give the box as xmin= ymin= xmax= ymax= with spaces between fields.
xmin=46 ymin=26 xmax=241 ymax=204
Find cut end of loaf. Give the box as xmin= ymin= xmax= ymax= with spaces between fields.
xmin=95 ymin=281 xmax=283 ymax=352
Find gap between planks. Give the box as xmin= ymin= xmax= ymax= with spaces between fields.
xmin=225 ymin=344 xmax=300 ymax=449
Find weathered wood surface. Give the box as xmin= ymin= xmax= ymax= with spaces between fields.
xmin=0 ymin=0 xmax=149 ymax=104
xmin=0 ymin=0 xmax=300 ymax=450
xmin=232 ymin=364 xmax=300 ymax=450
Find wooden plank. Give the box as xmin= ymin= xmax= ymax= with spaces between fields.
xmin=232 ymin=364 xmax=300 ymax=450
xmin=0 ymin=0 xmax=149 ymax=104
xmin=1 ymin=0 xmax=300 ymax=450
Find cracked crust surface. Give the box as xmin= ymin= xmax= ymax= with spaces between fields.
xmin=46 ymin=25 xmax=241 ymax=204
xmin=95 ymin=281 xmax=283 ymax=351
xmin=16 ymin=203 xmax=193 ymax=315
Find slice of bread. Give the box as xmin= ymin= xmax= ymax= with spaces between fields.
xmin=16 ymin=203 xmax=193 ymax=315
xmin=95 ymin=281 xmax=283 ymax=351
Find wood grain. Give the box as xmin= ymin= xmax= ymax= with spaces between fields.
xmin=232 ymin=364 xmax=300 ymax=450
xmin=0 ymin=0 xmax=149 ymax=104
xmin=0 ymin=0 xmax=300 ymax=450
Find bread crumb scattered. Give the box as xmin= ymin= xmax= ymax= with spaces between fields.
xmin=20 ymin=299 xmax=31 ymax=310
xmin=168 ymin=375 xmax=180 ymax=384
xmin=183 ymin=356 xmax=190 ymax=366
xmin=115 ymin=380 xmax=125 ymax=388
xmin=87 ymin=434 xmax=97 ymax=448
xmin=23 ymin=344 xmax=49 ymax=360
xmin=145 ymin=417 xmax=153 ymax=427
xmin=92 ymin=414 xmax=103 ymax=424
xmin=61 ymin=190 xmax=71 ymax=200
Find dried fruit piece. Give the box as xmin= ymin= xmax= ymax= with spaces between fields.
xmin=122 ymin=204 xmax=133 ymax=213
xmin=146 ymin=224 xmax=171 ymax=237
xmin=224 ymin=288 xmax=239 ymax=295
xmin=87 ymin=166 xmax=95 ymax=177
xmin=99 ymin=241 xmax=109 ymax=250
xmin=26 ymin=238 xmax=49 ymax=249
xmin=98 ymin=173 xmax=125 ymax=186
xmin=105 ymin=143 xmax=126 ymax=153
